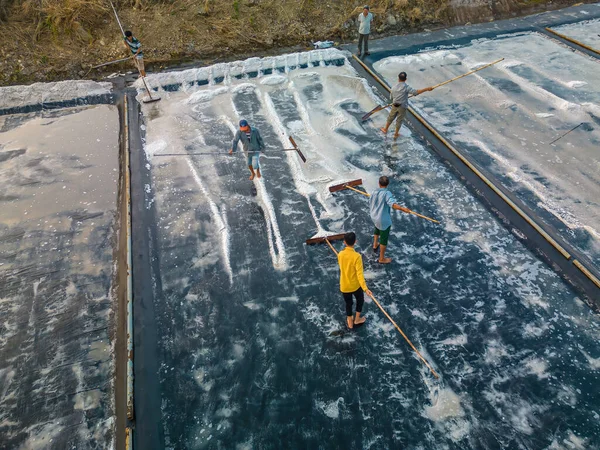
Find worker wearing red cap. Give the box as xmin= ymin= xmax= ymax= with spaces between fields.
xmin=229 ymin=119 xmax=265 ymax=180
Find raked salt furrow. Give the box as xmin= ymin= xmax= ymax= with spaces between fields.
xmin=287 ymin=75 xmax=358 ymax=185
xmin=259 ymin=90 xmax=328 ymax=236
xmin=223 ymin=116 xmax=288 ymax=270
xmin=290 ymin=84 xmax=316 ymax=136
xmin=494 ymin=62 xmax=581 ymax=112
xmin=254 ymin=177 xmax=288 ymax=270
xmin=272 ymin=86 xmax=347 ymax=224
xmin=185 ymin=157 xmax=233 ymax=284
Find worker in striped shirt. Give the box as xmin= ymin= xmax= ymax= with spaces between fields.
xmin=123 ymin=30 xmax=146 ymax=77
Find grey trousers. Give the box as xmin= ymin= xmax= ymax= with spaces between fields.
xmin=358 ymin=33 xmax=369 ymax=54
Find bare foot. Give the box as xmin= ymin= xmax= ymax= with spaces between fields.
xmin=249 ymin=173 xmax=255 ymax=180
xmin=380 ymin=127 xmax=388 ymax=134
xmin=393 ymin=133 xmax=400 ymax=140
xmin=378 ymin=257 xmax=392 ymax=264
xmin=256 ymin=169 xmax=262 ymax=179
xmin=354 ymin=316 xmax=366 ymax=325
xmin=347 ymin=316 xmax=354 ymax=329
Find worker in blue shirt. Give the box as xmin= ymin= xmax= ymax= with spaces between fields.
xmin=229 ymin=119 xmax=265 ymax=180
xmin=369 ymin=176 xmax=411 ymax=264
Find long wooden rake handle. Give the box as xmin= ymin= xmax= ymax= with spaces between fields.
xmin=367 ymin=292 xmax=439 ymax=378
xmin=344 ymin=185 xmax=370 ymax=197
xmin=429 ymin=58 xmax=504 ymax=91
xmin=324 ymin=240 xmax=439 ymax=378
xmin=325 ymin=238 xmax=337 ymax=255
xmin=343 ymin=185 xmax=439 ymax=224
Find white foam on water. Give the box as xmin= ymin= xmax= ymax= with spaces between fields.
xmin=260 ymin=75 xmax=288 ymax=86
xmin=439 ymin=334 xmax=468 ymax=346
xmin=563 ymin=431 xmax=589 ymax=449
xmin=186 ymin=86 xmax=229 ymax=104
xmin=579 ymin=349 xmax=600 ymax=370
xmin=316 ymin=397 xmax=344 ymax=419
xmin=17 ymin=422 xmax=65 ymax=450
xmin=144 ymin=139 xmax=168 ymax=160
xmin=423 ymin=386 xmax=471 ymax=443
xmin=523 ymin=357 xmax=549 ymax=379
xmin=186 ymin=158 xmax=233 ymax=284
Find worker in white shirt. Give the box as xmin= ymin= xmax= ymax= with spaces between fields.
xmin=357 ymin=5 xmax=374 ymax=57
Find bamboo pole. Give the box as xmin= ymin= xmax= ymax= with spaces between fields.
xmin=362 ymin=58 xmax=504 ymax=121
xmin=325 ymin=240 xmax=439 ymax=378
xmin=343 ymin=185 xmax=440 ymax=224
xmin=367 ymin=292 xmax=440 ymax=378
xmin=90 ymin=56 xmax=132 ymax=70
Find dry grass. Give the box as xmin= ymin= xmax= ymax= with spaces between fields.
xmin=0 ymin=0 xmax=582 ymax=85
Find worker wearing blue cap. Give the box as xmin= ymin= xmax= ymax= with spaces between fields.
xmin=229 ymin=119 xmax=265 ymax=180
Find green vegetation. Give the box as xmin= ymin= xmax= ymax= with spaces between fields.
xmin=0 ymin=0 xmax=583 ymax=85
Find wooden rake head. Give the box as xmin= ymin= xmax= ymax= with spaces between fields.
xmin=328 ymin=179 xmax=363 ymax=193
xmin=305 ymin=233 xmax=347 ymax=246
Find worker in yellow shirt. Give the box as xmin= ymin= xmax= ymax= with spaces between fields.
xmin=337 ymin=232 xmax=373 ymax=329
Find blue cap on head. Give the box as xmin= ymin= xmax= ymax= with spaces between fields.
xmin=239 ymin=119 xmax=248 ymax=127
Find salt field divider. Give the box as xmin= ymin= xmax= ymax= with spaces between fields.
xmin=124 ymin=95 xmax=135 ymax=422
xmin=351 ymin=54 xmax=600 ymax=306
xmin=139 ymin=55 xmax=346 ymax=93
xmin=542 ymin=27 xmax=600 ymax=58
xmin=0 ymin=93 xmax=114 ymax=116
xmin=126 ymin=88 xmax=168 ymax=449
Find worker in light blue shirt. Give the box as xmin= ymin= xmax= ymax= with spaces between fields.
xmin=369 ymin=176 xmax=411 ymax=264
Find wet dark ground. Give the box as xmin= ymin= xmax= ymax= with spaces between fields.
xmin=0 ymin=106 xmax=118 ymax=448
xmin=136 ymin=63 xmax=600 ymax=449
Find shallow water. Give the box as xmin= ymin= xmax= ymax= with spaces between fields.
xmin=139 ymin=52 xmax=600 ymax=449
xmin=0 ymin=105 xmax=118 ymax=449
xmin=374 ymin=31 xmax=600 ymax=268
xmin=552 ymin=18 xmax=600 ymax=50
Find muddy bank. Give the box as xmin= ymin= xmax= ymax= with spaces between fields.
xmin=0 ymin=0 xmax=591 ymax=86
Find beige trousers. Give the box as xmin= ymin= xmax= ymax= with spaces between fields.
xmin=385 ymin=105 xmax=407 ymax=134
